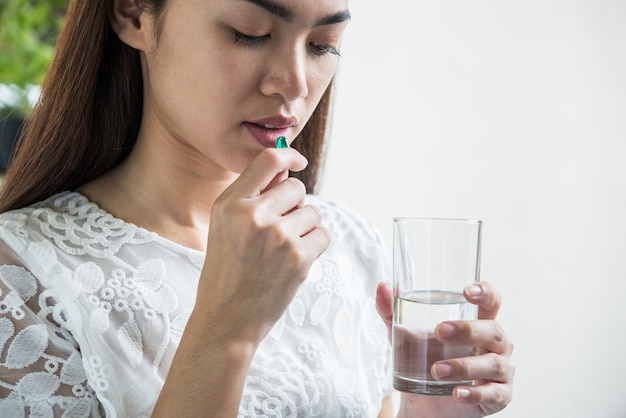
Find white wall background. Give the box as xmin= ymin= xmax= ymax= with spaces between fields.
xmin=319 ymin=1 xmax=626 ymax=417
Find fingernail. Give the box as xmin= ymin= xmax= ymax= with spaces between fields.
xmin=276 ymin=136 xmax=289 ymax=148
xmin=432 ymin=363 xmax=454 ymax=379
xmin=436 ymin=323 xmax=457 ymax=338
xmin=456 ymin=388 xmax=471 ymax=399
xmin=465 ymin=284 xmax=482 ymax=298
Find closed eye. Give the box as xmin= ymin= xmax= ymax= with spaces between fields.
xmin=309 ymin=42 xmax=341 ymax=57
xmin=231 ymin=28 xmax=271 ymax=46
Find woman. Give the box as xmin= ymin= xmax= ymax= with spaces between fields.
xmin=0 ymin=0 xmax=514 ymax=416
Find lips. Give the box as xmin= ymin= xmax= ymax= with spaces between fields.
xmin=244 ymin=116 xmax=298 ymax=148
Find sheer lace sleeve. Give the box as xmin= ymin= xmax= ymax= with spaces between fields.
xmin=0 ymin=242 xmax=102 ymax=418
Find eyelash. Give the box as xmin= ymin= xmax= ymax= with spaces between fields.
xmin=231 ymin=29 xmax=341 ymax=57
xmin=310 ymin=42 xmax=341 ymax=57
xmin=232 ymin=30 xmax=270 ymax=47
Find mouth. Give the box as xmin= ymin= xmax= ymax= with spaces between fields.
xmin=247 ymin=115 xmax=299 ymax=130
xmin=244 ymin=116 xmax=299 ymax=148
xmin=251 ymin=122 xmax=282 ymax=129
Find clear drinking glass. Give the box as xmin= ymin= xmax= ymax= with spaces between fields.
xmin=392 ymin=217 xmax=482 ymax=395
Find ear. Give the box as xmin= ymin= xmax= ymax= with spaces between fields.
xmin=110 ymin=0 xmax=150 ymax=50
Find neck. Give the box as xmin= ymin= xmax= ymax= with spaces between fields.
xmin=77 ymin=132 xmax=237 ymax=252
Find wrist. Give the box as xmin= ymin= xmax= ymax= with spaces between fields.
xmin=184 ymin=308 xmax=260 ymax=360
xmin=153 ymin=313 xmax=259 ymax=417
xmin=397 ymin=392 xmax=485 ymax=418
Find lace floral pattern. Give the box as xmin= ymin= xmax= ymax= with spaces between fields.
xmin=0 ymin=192 xmax=392 ymax=417
xmin=240 ymin=352 xmax=332 ymax=417
xmin=0 ymin=266 xmax=100 ymax=417
xmin=32 ymin=193 xmax=156 ymax=258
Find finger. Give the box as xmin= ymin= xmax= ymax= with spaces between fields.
xmin=279 ymin=204 xmax=324 ymax=238
xmin=435 ymin=320 xmax=513 ymax=356
xmin=300 ymin=225 xmax=332 ymax=260
xmin=268 ymin=224 xmax=330 ymax=278
xmin=375 ymin=282 xmax=393 ymax=340
xmin=256 ymin=204 xmax=329 ymax=272
xmin=453 ymin=381 xmax=514 ymax=415
xmin=259 ymin=177 xmax=307 ymax=216
xmin=261 ymin=170 xmax=289 ymax=195
xmin=234 ymin=148 xmax=308 ymax=198
xmin=432 ymin=351 xmax=515 ymax=383
xmin=463 ymin=281 xmax=502 ymax=320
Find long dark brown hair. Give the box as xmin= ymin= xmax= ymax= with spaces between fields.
xmin=0 ymin=0 xmax=333 ymax=213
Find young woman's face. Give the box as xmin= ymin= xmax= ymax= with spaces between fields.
xmin=140 ymin=0 xmax=350 ymax=176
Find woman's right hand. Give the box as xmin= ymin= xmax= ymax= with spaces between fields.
xmin=154 ymin=147 xmax=330 ymax=417
xmin=196 ymin=147 xmax=331 ymax=346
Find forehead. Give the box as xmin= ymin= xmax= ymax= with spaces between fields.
xmin=155 ymin=0 xmax=350 ymax=34
xmin=212 ymin=0 xmax=349 ymax=17
xmin=238 ymin=0 xmax=351 ymax=28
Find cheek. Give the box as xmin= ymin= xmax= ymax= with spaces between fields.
xmin=306 ymin=62 xmax=336 ymax=106
xmin=310 ymin=54 xmax=338 ymax=88
xmin=150 ymin=43 xmax=243 ymax=114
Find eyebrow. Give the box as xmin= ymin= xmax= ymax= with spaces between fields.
xmin=315 ymin=9 xmax=351 ymax=27
xmin=237 ymin=0 xmax=351 ymax=26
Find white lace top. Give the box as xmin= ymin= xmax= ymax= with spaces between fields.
xmin=0 ymin=192 xmax=392 ymax=417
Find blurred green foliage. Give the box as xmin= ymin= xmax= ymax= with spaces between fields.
xmin=0 ymin=0 xmax=67 ymax=113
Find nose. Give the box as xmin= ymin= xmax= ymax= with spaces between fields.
xmin=260 ymin=46 xmax=309 ymax=102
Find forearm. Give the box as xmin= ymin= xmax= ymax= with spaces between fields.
xmin=151 ymin=314 xmax=257 ymax=417
xmin=396 ymin=393 xmax=486 ymax=418
xmin=397 ymin=396 xmax=451 ymax=418
xmin=397 ymin=395 xmax=433 ymax=418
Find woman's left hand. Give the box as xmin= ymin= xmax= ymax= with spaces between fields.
xmin=376 ymin=282 xmax=515 ymax=418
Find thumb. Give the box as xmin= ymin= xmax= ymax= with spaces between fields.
xmin=375 ymin=282 xmax=393 ymax=341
